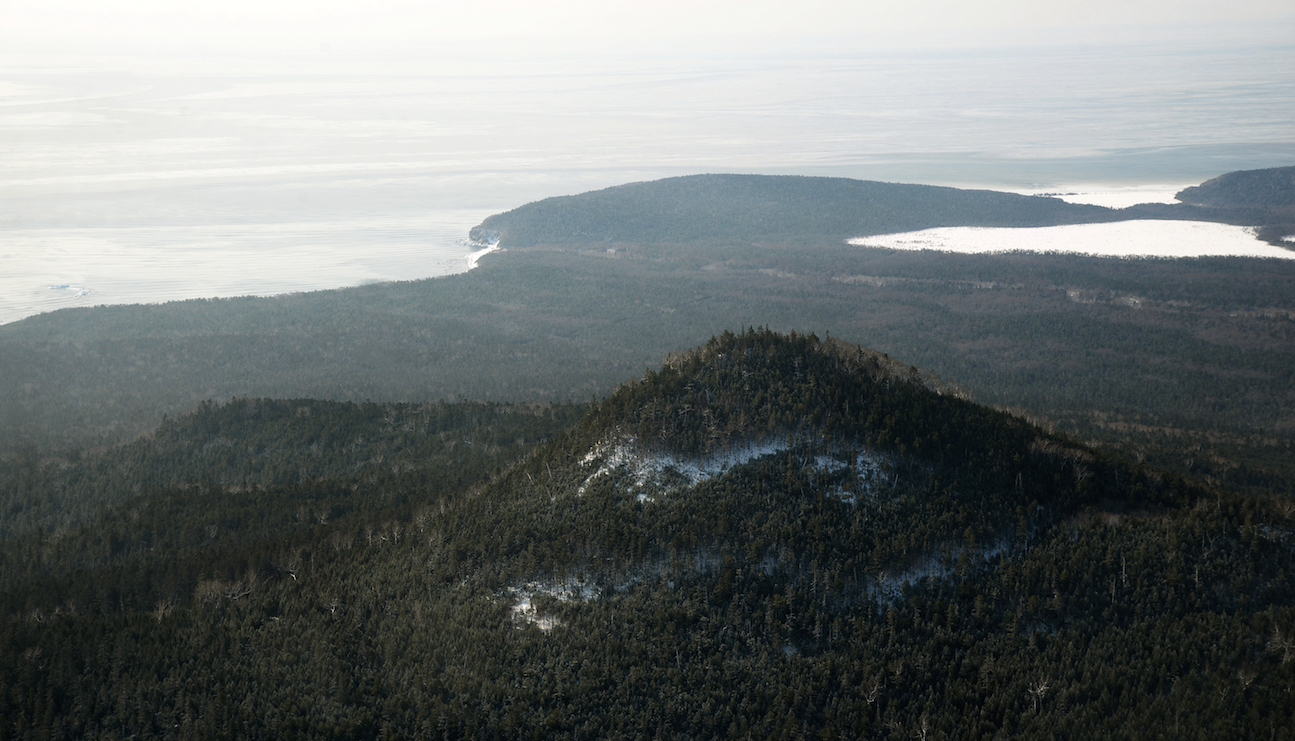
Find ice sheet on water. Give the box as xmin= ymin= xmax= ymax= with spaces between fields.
xmin=1009 ymin=184 xmax=1188 ymax=209
xmin=849 ymin=221 xmax=1295 ymax=260
xmin=0 ymin=212 xmax=497 ymax=326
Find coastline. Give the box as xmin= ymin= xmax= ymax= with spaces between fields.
xmin=466 ymin=244 xmax=501 ymax=270
xmin=0 ymin=216 xmax=496 ymax=327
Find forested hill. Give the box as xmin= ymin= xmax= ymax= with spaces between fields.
xmin=1177 ymin=165 xmax=1295 ymax=210
xmin=2 ymin=330 xmax=1292 ymax=739
xmin=468 ymin=174 xmax=1123 ymax=247
xmin=490 ymin=328 xmax=1150 ymax=577
xmin=1176 ymin=165 xmax=1295 ymax=244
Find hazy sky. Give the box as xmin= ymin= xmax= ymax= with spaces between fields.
xmin=7 ymin=0 xmax=1294 ymax=58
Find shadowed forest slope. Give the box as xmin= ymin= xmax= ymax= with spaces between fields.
xmin=2 ymin=331 xmax=1292 ymax=740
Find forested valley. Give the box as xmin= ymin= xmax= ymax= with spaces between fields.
xmin=2 ymin=330 xmax=1293 ymax=739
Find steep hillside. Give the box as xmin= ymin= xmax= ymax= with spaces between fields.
xmin=3 ymin=331 xmax=1291 ymax=739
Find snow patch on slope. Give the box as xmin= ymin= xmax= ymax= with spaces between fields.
xmin=578 ymin=436 xmax=791 ymax=500
xmin=868 ymin=539 xmax=1011 ymax=606
xmin=577 ymin=435 xmax=891 ymax=503
xmin=814 ymin=452 xmax=889 ymax=504
xmin=506 ymin=579 xmax=599 ymax=631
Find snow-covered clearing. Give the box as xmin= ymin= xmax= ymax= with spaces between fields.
xmin=506 ymin=579 xmax=599 ymax=631
xmin=810 ymin=452 xmax=889 ymax=504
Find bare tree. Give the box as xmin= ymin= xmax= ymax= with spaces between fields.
xmin=277 ymin=548 xmax=302 ymax=581
xmin=1268 ymin=627 xmax=1294 ymax=664
xmin=153 ymin=597 xmax=175 ymax=622
xmin=1237 ymin=669 xmax=1257 ymax=692
xmin=1027 ymin=676 xmax=1051 ymax=712
xmin=913 ymin=713 xmax=930 ymax=741
xmin=194 ymin=579 xmax=225 ymax=607
xmin=864 ymin=675 xmax=882 ymax=705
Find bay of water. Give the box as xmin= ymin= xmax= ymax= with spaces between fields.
xmin=3 ymin=41 xmax=1293 ymax=325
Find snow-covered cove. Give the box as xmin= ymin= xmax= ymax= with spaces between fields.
xmin=849 ymin=221 xmax=1295 ymax=260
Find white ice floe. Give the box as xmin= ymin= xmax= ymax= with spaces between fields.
xmin=1010 ymin=184 xmax=1188 ymax=209
xmin=48 ymin=284 xmax=92 ymax=297
xmin=849 ymin=220 xmax=1295 ymax=260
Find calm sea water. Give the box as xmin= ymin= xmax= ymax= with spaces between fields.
xmin=3 ymin=42 xmax=1293 ymax=325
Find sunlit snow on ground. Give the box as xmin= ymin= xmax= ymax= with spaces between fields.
xmin=506 ymin=579 xmax=599 ymax=631
xmin=577 ymin=437 xmax=792 ymax=500
xmin=849 ymin=220 xmax=1295 ymax=260
xmin=577 ymin=435 xmax=891 ymax=503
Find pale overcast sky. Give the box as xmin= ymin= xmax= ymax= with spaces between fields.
xmin=6 ymin=0 xmax=1294 ymax=58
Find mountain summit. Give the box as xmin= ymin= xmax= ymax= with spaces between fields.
xmin=478 ymin=329 xmax=1165 ymax=589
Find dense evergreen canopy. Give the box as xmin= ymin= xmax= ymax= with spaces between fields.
xmin=2 ymin=331 xmax=1291 ymax=740
xmin=1176 ymin=165 xmax=1295 ymax=211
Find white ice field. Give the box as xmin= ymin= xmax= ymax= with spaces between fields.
xmin=849 ymin=220 xmax=1295 ymax=260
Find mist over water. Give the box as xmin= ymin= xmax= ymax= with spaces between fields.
xmin=2 ymin=42 xmax=1293 ymax=325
